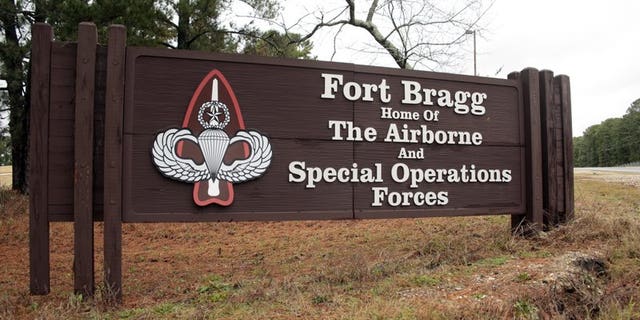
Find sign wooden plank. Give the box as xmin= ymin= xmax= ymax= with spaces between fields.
xmin=552 ymin=84 xmax=565 ymax=223
xmin=73 ymin=22 xmax=97 ymax=297
xmin=29 ymin=23 xmax=53 ymax=295
xmin=557 ymin=75 xmax=574 ymax=222
xmin=516 ymin=68 xmax=544 ymax=232
xmin=46 ymin=43 xmax=77 ymax=222
xmin=122 ymin=48 xmax=525 ymax=222
xmin=46 ymin=43 xmax=108 ymax=222
xmin=539 ymin=70 xmax=558 ymax=225
xmin=103 ymin=25 xmax=126 ymax=302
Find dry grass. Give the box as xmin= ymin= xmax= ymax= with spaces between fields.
xmin=0 ymin=166 xmax=11 ymax=188
xmin=0 ymin=173 xmax=639 ymax=319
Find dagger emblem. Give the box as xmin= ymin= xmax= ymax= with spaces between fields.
xmin=197 ymin=79 xmax=231 ymax=197
xmin=151 ymin=71 xmax=273 ymax=206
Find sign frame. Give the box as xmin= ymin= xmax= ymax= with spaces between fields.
xmin=121 ymin=46 xmax=527 ymax=222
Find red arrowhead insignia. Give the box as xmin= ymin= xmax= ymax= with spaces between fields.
xmin=177 ymin=69 xmax=249 ymax=206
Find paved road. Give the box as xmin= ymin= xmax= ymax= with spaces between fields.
xmin=576 ymin=167 xmax=640 ymax=174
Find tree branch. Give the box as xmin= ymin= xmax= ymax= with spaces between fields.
xmin=279 ymin=0 xmax=491 ymax=70
xmin=330 ymin=24 xmax=346 ymax=61
xmin=185 ymin=30 xmax=210 ymax=47
xmin=160 ymin=41 xmax=176 ymax=49
xmin=366 ymin=0 xmax=378 ymax=23
xmin=348 ymin=17 xmax=407 ymax=67
xmin=387 ymin=1 xmax=407 ymax=65
xmin=224 ymin=29 xmax=286 ymax=55
xmin=289 ymin=19 xmax=350 ymax=45
xmin=346 ymin=0 xmax=355 ymax=23
xmin=158 ymin=14 xmax=179 ymax=30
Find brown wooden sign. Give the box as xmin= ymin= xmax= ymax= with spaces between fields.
xmin=28 ymin=23 xmax=574 ymax=301
xmin=122 ymin=47 xmax=526 ymax=222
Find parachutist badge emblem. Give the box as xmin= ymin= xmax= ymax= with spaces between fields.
xmin=152 ymin=72 xmax=272 ymax=206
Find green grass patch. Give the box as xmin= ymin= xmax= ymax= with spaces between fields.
xmin=514 ymin=272 xmax=531 ymax=283
xmin=153 ymin=302 xmax=177 ymax=315
xmin=413 ymin=275 xmax=440 ymax=286
xmin=311 ymin=294 xmax=331 ymax=305
xmin=513 ymin=299 xmax=539 ymax=319
xmin=197 ymin=274 xmax=235 ymax=303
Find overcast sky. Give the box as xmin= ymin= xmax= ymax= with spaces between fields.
xmin=281 ymin=0 xmax=640 ymax=137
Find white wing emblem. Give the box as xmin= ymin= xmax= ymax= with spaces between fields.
xmin=152 ymin=127 xmax=272 ymax=185
xmin=218 ymin=130 xmax=272 ymax=183
xmin=152 ymin=128 xmax=211 ymax=182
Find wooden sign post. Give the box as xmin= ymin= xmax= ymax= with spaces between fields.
xmin=28 ymin=23 xmax=574 ymax=300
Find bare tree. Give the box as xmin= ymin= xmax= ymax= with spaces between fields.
xmin=274 ymin=0 xmax=492 ymax=70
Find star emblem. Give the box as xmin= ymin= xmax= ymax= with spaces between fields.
xmin=207 ymin=104 xmax=224 ymax=126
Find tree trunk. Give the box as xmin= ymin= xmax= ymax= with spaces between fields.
xmin=176 ymin=0 xmax=190 ymax=49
